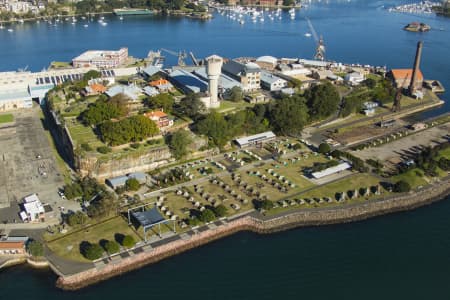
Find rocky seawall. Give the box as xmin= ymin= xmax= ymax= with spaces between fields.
xmin=56 ymin=179 xmax=450 ymax=291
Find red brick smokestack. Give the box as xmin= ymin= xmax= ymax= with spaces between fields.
xmin=409 ymin=41 xmax=423 ymax=96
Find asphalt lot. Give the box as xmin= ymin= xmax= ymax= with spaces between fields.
xmin=352 ymin=123 xmax=450 ymax=164
xmin=0 ymin=107 xmax=65 ymax=222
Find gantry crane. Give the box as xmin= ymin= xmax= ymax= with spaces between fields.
xmin=161 ymin=48 xmax=187 ymax=66
xmin=306 ymin=17 xmax=325 ymax=61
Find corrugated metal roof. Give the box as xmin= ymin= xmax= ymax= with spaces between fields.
xmin=169 ymin=69 xmax=207 ymax=93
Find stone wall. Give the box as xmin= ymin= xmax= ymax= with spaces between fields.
xmin=77 ymin=146 xmax=172 ymax=180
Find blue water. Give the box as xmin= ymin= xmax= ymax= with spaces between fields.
xmin=1 ymin=0 xmax=450 ymax=298
xmin=1 ymin=0 xmax=448 ymax=117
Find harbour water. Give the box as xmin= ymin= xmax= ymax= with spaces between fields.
xmin=0 ymin=0 xmax=450 ymax=298
xmin=1 ymin=194 xmax=450 ymax=299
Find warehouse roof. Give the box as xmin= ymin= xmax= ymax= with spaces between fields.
xmin=311 ymin=162 xmax=351 ymax=179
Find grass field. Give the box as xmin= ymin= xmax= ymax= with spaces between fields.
xmin=392 ymin=168 xmax=428 ymax=189
xmin=0 ymin=113 xmax=14 ymax=124
xmin=46 ymin=217 xmax=141 ymax=262
xmin=67 ymin=122 xmax=105 ymax=149
xmin=300 ymin=173 xmax=381 ymax=199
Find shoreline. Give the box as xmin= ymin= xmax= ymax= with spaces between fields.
xmin=55 ymin=177 xmax=450 ymax=291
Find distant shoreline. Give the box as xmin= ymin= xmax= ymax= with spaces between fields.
xmin=55 ymin=177 xmax=450 ymax=291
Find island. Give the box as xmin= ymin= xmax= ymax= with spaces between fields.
xmin=0 ymin=42 xmax=449 ymax=290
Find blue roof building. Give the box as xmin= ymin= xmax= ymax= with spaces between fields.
xmin=168 ymin=69 xmax=208 ymax=94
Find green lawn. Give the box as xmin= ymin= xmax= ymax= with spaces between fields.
xmin=392 ymin=168 xmax=428 ymax=189
xmin=46 ymin=217 xmax=141 ymax=262
xmin=300 ymin=173 xmax=381 ymax=199
xmin=0 ymin=113 xmax=14 ymax=124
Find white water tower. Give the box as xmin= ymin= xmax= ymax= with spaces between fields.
xmin=205 ymin=55 xmax=223 ymax=108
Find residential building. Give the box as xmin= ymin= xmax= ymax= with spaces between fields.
xmin=72 ymin=48 xmax=128 ymax=68
xmin=20 ymin=194 xmax=45 ymax=223
xmin=149 ymin=78 xmax=174 ymax=92
xmin=260 ymin=71 xmax=287 ymax=91
xmin=222 ymin=60 xmax=261 ymax=92
xmin=143 ymin=86 xmax=160 ymax=97
xmin=144 ymin=110 xmax=173 ymax=128
xmin=389 ymin=69 xmax=424 ymax=89
xmin=105 ymin=84 xmax=142 ymax=101
xmin=83 ymin=83 xmax=107 ymax=96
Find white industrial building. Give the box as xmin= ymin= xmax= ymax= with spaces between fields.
xmin=20 ymin=194 xmax=45 ymax=223
xmin=260 ymin=71 xmax=288 ymax=91
xmin=72 ymin=48 xmax=129 ymax=68
xmin=311 ymin=162 xmax=351 ymax=179
xmin=345 ymin=72 xmax=365 ymax=86
xmin=235 ymin=131 xmax=276 ymax=148
xmin=0 ymin=66 xmax=139 ymax=112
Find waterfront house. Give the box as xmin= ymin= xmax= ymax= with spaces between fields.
xmin=144 ymin=110 xmax=173 ymax=128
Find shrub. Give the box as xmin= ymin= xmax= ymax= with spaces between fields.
xmin=104 ymin=240 xmax=120 ymax=254
xmin=318 ymin=142 xmax=331 ymax=154
xmin=27 ymin=240 xmax=44 ymax=257
xmin=213 ymin=204 xmax=228 ymax=217
xmin=82 ymin=243 xmax=104 ymax=260
xmin=125 ymin=178 xmax=140 ymax=191
xmin=393 ymin=180 xmax=411 ymax=193
xmin=199 ymin=209 xmax=216 ymax=223
xmin=81 ymin=143 xmax=93 ymax=151
xmin=97 ymin=146 xmax=112 ymax=154
xmin=130 ymin=143 xmax=141 ymax=149
xmin=254 ymin=199 xmax=274 ymax=210
xmin=122 ymin=235 xmax=136 ymax=248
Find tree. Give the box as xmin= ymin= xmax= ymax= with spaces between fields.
xmin=305 ymin=82 xmax=340 ymax=120
xmin=195 ymin=111 xmax=230 ymax=148
xmin=97 ymin=146 xmax=112 ymax=154
xmin=268 ymin=95 xmax=309 ymax=136
xmin=199 ymin=209 xmax=216 ymax=223
xmin=146 ymin=93 xmax=174 ymax=113
xmin=82 ymin=242 xmax=104 ymax=260
xmin=81 ymin=143 xmax=93 ymax=151
xmin=228 ymin=86 xmax=244 ymax=102
xmin=81 ymin=100 xmax=126 ymax=126
xmin=82 ymin=70 xmax=101 ymax=81
xmin=393 ymin=180 xmax=411 ymax=193
xmin=363 ymin=78 xmax=377 ymax=89
xmin=99 ymin=115 xmax=159 ymax=146
xmin=318 ymin=142 xmax=331 ymax=154
xmin=125 ymin=178 xmax=140 ymax=191
xmin=104 ymin=240 xmax=120 ymax=254
xmin=67 ymin=211 xmax=88 ymax=226
xmin=167 ymin=129 xmax=192 ymax=159
xmin=122 ymin=235 xmax=136 ymax=248
xmin=213 ymin=204 xmax=228 ymax=217
xmin=179 ymin=93 xmax=206 ymax=118
xmin=27 ymin=240 xmax=44 ymax=257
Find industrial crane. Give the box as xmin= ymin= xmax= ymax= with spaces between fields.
xmin=161 ymin=48 xmax=187 ymax=66
xmin=306 ymin=17 xmax=325 ymax=61
xmin=392 ymin=75 xmax=409 ymax=112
